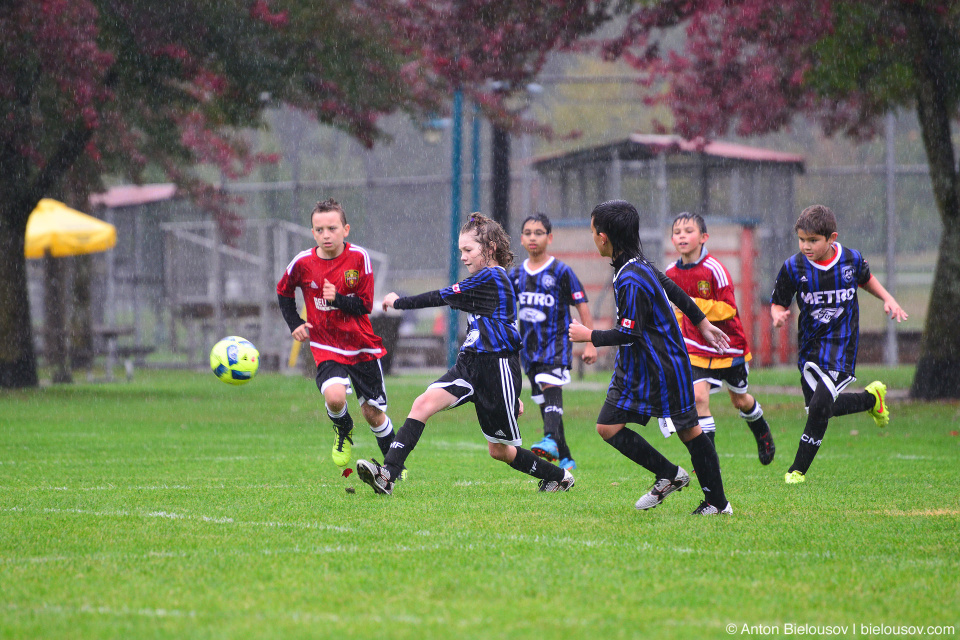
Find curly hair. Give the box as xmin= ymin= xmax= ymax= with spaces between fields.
xmin=460 ymin=212 xmax=514 ymax=268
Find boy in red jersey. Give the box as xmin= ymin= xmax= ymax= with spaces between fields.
xmin=277 ymin=198 xmax=395 ymax=470
xmin=665 ymin=213 xmax=775 ymax=465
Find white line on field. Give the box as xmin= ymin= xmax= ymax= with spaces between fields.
xmin=0 ymin=506 xmax=352 ymax=532
xmin=4 ymin=602 xmax=197 ymax=619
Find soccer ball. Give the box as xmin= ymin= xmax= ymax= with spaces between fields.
xmin=210 ymin=336 xmax=259 ymax=385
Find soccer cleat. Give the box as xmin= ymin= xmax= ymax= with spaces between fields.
xmin=356 ymin=459 xmax=393 ymax=495
xmin=399 ymin=468 xmax=409 ymax=481
xmin=331 ymin=425 xmax=354 ymax=467
xmin=558 ymin=457 xmax=577 ymax=471
xmin=756 ymin=430 xmax=776 ymax=466
xmin=691 ymin=500 xmax=733 ymax=515
xmin=634 ymin=467 xmax=690 ymax=510
xmin=865 ymin=381 xmax=889 ymax=428
xmin=538 ymin=469 xmax=575 ymax=492
xmin=531 ymin=435 xmax=559 ymax=462
xmin=784 ymin=470 xmax=806 ymax=484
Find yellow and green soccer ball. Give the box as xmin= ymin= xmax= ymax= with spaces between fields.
xmin=210 ymin=336 xmax=259 ymax=385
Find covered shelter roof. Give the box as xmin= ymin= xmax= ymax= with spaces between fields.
xmin=531 ymin=133 xmax=805 ymax=173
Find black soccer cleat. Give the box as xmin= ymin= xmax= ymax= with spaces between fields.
xmin=756 ymin=430 xmax=776 ymax=466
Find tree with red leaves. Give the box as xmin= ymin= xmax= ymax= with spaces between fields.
xmin=0 ymin=0 xmax=436 ymax=388
xmin=608 ymin=0 xmax=960 ymax=399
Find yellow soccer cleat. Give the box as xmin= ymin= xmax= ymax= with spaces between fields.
xmin=331 ymin=426 xmax=353 ymax=468
xmin=784 ymin=470 xmax=806 ymax=484
xmin=865 ymin=381 xmax=889 ymax=428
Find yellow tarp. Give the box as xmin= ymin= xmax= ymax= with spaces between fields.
xmin=25 ymin=198 xmax=116 ymax=259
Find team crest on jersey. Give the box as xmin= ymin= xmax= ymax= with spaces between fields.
xmin=344 ymin=269 xmax=359 ymax=289
xmin=842 ymin=266 xmax=855 ymax=282
xmin=542 ymin=274 xmax=556 ymax=289
xmin=697 ymin=280 xmax=712 ymax=297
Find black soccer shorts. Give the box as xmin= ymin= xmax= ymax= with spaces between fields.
xmin=524 ymin=362 xmax=571 ymax=405
xmin=596 ymin=401 xmax=699 ymax=434
xmin=691 ymin=362 xmax=751 ymax=394
xmin=800 ymin=361 xmax=855 ymax=407
xmin=315 ymin=359 xmax=388 ymax=411
xmin=427 ymin=351 xmax=522 ymax=446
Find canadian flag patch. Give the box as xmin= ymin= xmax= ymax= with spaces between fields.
xmin=452 ymin=284 xmax=461 ymax=293
xmin=572 ymin=291 xmax=584 ymax=301
xmin=621 ymin=318 xmax=635 ymax=329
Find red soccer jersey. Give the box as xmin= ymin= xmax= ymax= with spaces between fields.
xmin=276 ymin=242 xmax=384 ymax=365
xmin=665 ymin=250 xmax=751 ymax=368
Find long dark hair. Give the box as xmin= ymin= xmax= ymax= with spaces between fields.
xmin=460 ymin=212 xmax=514 ymax=268
xmin=590 ymin=199 xmax=646 ymax=263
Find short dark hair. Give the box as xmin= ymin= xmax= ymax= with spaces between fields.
xmin=521 ymin=212 xmax=552 ymax=234
xmin=795 ymin=204 xmax=836 ymax=237
xmin=312 ymin=198 xmax=347 ymax=225
xmin=460 ymin=212 xmax=515 ymax=268
xmin=672 ymin=211 xmax=707 ymax=234
xmin=590 ymin=199 xmax=645 ymax=261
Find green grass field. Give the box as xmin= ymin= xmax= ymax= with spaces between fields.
xmin=1 ymin=367 xmax=958 ymax=639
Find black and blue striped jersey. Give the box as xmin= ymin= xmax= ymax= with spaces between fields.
xmin=770 ymin=243 xmax=872 ymax=375
xmin=509 ymin=257 xmax=588 ymax=368
xmin=440 ymin=266 xmax=521 ymax=355
xmin=606 ymin=256 xmax=696 ymax=417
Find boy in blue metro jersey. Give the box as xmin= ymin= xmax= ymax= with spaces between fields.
xmin=771 ymin=204 xmax=907 ymax=484
xmin=510 ymin=213 xmax=597 ymax=471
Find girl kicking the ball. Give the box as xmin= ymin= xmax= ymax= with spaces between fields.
xmin=355 ymin=213 xmax=574 ymax=495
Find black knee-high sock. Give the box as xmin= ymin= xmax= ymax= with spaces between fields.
xmin=740 ymin=401 xmax=771 ymax=439
xmin=383 ymin=418 xmax=425 ymax=479
xmin=327 ymin=404 xmax=354 ymax=434
xmin=605 ymin=428 xmax=677 ymax=479
xmin=684 ymin=432 xmax=727 ymax=507
xmin=833 ymin=391 xmax=874 ymax=417
xmin=509 ymin=447 xmax=565 ymax=482
xmin=542 ymin=387 xmax=570 ymax=459
xmin=790 ymin=386 xmax=833 ymax=474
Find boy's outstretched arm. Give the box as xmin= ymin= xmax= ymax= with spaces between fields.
xmin=860 ymin=276 xmax=908 ymax=322
xmin=771 ymin=304 xmax=791 ymax=328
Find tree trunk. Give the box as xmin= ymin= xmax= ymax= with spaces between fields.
xmin=906 ymin=6 xmax=960 ymax=399
xmin=0 ymin=217 xmax=39 ymax=388
xmin=910 ymin=224 xmax=960 ymax=398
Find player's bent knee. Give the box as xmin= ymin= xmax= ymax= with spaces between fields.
xmin=488 ymin=442 xmax=511 ymax=462
xmin=596 ymin=423 xmax=621 ymax=440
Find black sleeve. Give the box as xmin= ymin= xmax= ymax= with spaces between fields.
xmin=278 ymin=294 xmax=305 ymax=332
xmin=591 ymin=328 xmax=636 ymax=347
xmin=394 ymin=290 xmax=445 ymax=310
xmin=440 ymin=276 xmax=500 ymax=316
xmin=657 ymin=269 xmax=706 ymax=325
xmin=770 ymin=264 xmax=795 ymax=307
xmin=331 ymin=292 xmax=370 ymax=316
